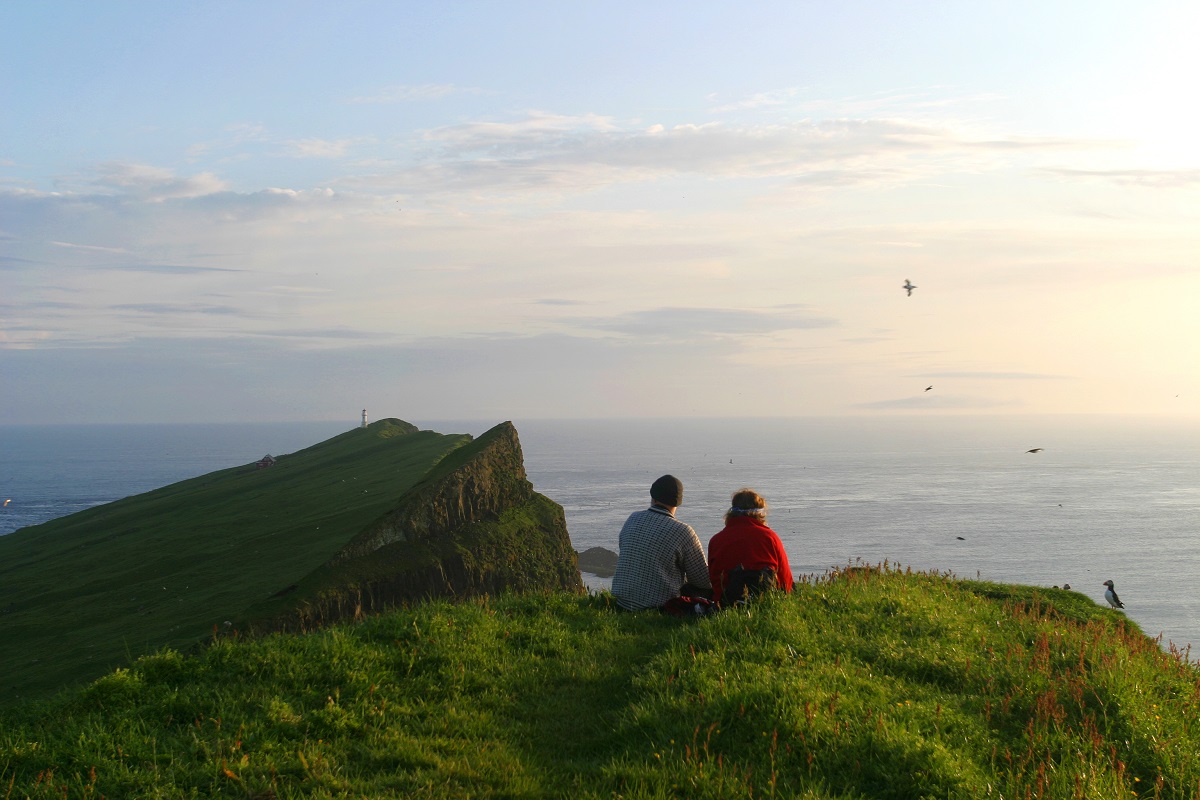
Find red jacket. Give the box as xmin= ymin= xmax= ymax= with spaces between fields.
xmin=707 ymin=515 xmax=794 ymax=602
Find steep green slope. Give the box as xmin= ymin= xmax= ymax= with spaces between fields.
xmin=1 ymin=570 xmax=1197 ymax=799
xmin=246 ymin=420 xmax=584 ymax=631
xmin=0 ymin=419 xmax=498 ymax=702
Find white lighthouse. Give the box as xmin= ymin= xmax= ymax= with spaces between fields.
xmin=361 ymin=408 xmax=368 ymax=428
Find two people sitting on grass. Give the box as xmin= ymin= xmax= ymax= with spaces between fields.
xmin=611 ymin=477 xmax=794 ymax=612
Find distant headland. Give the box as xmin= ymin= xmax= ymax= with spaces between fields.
xmin=0 ymin=418 xmax=582 ymax=703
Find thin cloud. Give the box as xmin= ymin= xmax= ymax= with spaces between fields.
xmin=282 ymin=138 xmax=363 ymax=159
xmin=187 ymin=124 xmax=370 ymax=162
xmin=791 ymin=89 xmax=1011 ymax=119
xmin=111 ymin=303 xmax=242 ymax=315
xmin=920 ymin=371 xmax=1071 ymax=380
xmin=709 ymin=87 xmax=1005 ymax=117
xmin=367 ymin=115 xmax=1099 ymax=195
xmin=256 ymin=285 xmax=334 ymax=296
xmin=106 ymin=263 xmax=245 ymax=275
xmin=9 ymin=251 xmax=244 ymax=275
xmin=51 ymin=240 xmax=130 ymax=254
xmin=220 ymin=123 xmax=270 ymax=143
xmin=1043 ymin=167 xmax=1200 ymax=188
xmin=0 ymin=254 xmax=44 ymax=269
xmin=573 ymin=306 xmax=837 ymax=340
xmin=251 ymin=327 xmax=395 ymax=341
xmin=347 ymin=83 xmax=479 ymax=104
xmin=791 ymin=166 xmax=917 ymax=187
xmin=0 ymin=300 xmax=80 ymax=311
xmin=186 ymin=123 xmax=271 ymax=158
xmin=92 ymin=162 xmax=227 ymax=201
xmin=424 ymin=111 xmax=620 ymax=146
xmin=709 ymin=88 xmax=801 ymax=113
xmin=855 ymin=394 xmax=1018 ymax=410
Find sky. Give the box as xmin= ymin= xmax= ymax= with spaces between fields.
xmin=3 ymin=1 xmax=1200 ymax=424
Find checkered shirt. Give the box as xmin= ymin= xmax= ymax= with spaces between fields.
xmin=611 ymin=505 xmax=711 ymax=611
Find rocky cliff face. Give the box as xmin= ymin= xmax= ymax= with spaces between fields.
xmin=268 ymin=421 xmax=583 ymax=631
xmin=334 ymin=421 xmax=534 ymax=561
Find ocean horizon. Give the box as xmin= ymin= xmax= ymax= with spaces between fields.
xmin=3 ymin=414 xmax=1198 ymax=660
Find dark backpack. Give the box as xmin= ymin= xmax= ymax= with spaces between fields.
xmin=722 ymin=566 xmax=777 ymax=606
xmin=660 ymin=595 xmax=716 ymax=618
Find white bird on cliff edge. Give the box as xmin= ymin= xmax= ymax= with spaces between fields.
xmin=1103 ymin=579 xmax=1124 ymax=609
xmin=903 ymin=279 xmax=917 ymax=296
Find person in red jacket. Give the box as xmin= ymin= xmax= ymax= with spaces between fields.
xmin=707 ymin=488 xmax=794 ymax=606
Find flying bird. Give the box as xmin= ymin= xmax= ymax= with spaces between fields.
xmin=1102 ymin=580 xmax=1124 ymax=609
xmin=1026 ymin=448 xmax=1043 ymax=453
xmin=903 ymin=279 xmax=917 ymax=296
xmin=925 ymin=385 xmax=933 ymax=392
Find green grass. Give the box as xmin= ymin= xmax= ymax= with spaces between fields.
xmin=2 ymin=567 xmax=1197 ymax=799
xmin=0 ymin=419 xmax=472 ymax=703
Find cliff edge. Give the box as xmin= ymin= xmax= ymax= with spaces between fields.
xmin=253 ymin=420 xmax=584 ymax=631
xmin=337 ymin=421 xmax=535 ymax=561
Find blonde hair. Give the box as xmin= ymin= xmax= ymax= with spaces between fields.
xmin=725 ymin=488 xmax=768 ymax=524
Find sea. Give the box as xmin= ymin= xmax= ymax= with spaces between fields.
xmin=2 ymin=416 xmax=1198 ymax=660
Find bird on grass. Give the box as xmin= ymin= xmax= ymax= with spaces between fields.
xmin=1103 ymin=580 xmax=1124 ymax=609
xmin=903 ymin=279 xmax=917 ymax=296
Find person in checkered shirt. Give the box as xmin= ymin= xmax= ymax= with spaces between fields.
xmin=611 ymin=474 xmax=712 ymax=610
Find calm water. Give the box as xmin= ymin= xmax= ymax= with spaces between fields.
xmin=2 ymin=416 xmax=1198 ymax=658
xmin=0 ymin=422 xmax=351 ymax=534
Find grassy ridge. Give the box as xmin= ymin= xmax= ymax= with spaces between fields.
xmin=0 ymin=420 xmax=472 ymax=702
xmin=2 ymin=568 xmax=1197 ymax=799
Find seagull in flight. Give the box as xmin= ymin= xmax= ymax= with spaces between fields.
xmin=903 ymin=279 xmax=917 ymax=296
xmin=1026 ymin=448 xmax=1043 ymax=453
xmin=1102 ymin=580 xmax=1124 ymax=609
xmin=924 ymin=385 xmax=933 ymax=392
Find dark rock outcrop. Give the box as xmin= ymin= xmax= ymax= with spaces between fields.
xmin=576 ymin=546 xmax=619 ymax=578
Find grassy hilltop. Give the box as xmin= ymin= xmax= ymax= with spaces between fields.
xmin=1 ymin=568 xmax=1198 ymax=798
xmin=0 ymin=419 xmax=580 ymax=704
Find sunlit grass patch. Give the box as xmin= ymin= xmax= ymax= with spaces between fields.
xmin=2 ymin=569 xmax=1198 ymax=798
